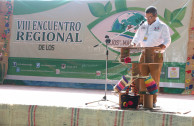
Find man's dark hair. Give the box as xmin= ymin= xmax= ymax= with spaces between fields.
xmin=145 ymin=6 xmax=157 ymax=16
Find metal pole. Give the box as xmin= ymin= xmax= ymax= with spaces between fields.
xmin=104 ymin=43 xmax=108 ymax=101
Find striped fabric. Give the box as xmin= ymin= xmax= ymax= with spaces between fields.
xmin=144 ymin=76 xmax=158 ymax=94
xmin=114 ymin=76 xmax=128 ymax=92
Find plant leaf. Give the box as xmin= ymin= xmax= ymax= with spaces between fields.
xmin=171 ymin=19 xmax=183 ymax=28
xmin=105 ymin=1 xmax=112 ymax=14
xmin=170 ymin=7 xmax=186 ymax=22
xmin=88 ymin=3 xmax=106 ymax=17
xmin=114 ymin=0 xmax=127 ymax=12
xmin=164 ymin=8 xmax=171 ymax=22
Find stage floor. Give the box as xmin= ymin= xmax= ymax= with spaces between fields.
xmin=0 ymin=85 xmax=193 ymax=116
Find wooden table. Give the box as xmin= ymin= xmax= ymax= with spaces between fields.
xmin=114 ymin=46 xmax=161 ymax=63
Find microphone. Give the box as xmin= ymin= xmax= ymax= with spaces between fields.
xmin=105 ymin=35 xmax=111 ymax=44
xmin=139 ymin=20 xmax=145 ymax=26
xmin=93 ymin=35 xmax=111 ymax=47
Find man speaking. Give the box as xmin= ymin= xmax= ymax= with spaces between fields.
xmin=131 ymin=6 xmax=171 ymax=107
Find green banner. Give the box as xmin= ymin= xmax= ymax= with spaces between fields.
xmin=2 ymin=0 xmax=193 ymax=93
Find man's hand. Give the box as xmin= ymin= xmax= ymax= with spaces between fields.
xmin=158 ymin=44 xmax=166 ymax=49
xmin=130 ymin=43 xmax=136 ymax=47
xmin=155 ymin=44 xmax=166 ymax=51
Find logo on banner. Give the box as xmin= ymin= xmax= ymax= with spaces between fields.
xmin=168 ymin=67 xmax=180 ymax=78
xmin=36 ymin=63 xmax=40 ymax=68
xmin=96 ymin=71 xmax=101 ymax=76
xmin=87 ymin=1 xmax=186 ymax=53
xmin=13 ymin=62 xmax=17 ymax=67
xmin=61 ymin=64 xmax=66 ymax=69
xmin=16 ymin=67 xmax=20 ymax=72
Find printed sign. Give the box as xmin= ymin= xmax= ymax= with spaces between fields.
xmin=168 ymin=67 xmax=180 ymax=79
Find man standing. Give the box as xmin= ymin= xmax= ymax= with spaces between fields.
xmin=131 ymin=6 xmax=171 ymax=107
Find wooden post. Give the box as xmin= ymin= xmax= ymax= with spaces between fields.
xmin=143 ymin=94 xmax=153 ymax=109
xmin=120 ymin=48 xmax=129 ymax=62
xmin=184 ymin=0 xmax=194 ymax=95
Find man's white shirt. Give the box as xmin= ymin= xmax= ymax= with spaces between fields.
xmin=131 ymin=17 xmax=171 ymax=53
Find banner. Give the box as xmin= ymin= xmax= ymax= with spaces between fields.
xmin=3 ymin=0 xmax=193 ymax=93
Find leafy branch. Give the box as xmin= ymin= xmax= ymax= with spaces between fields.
xmin=164 ymin=7 xmax=186 ymax=28
xmin=88 ymin=1 xmax=112 ymax=17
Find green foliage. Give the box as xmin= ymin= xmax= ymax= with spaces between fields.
xmin=88 ymin=3 xmax=106 ymax=17
xmin=171 ymin=7 xmax=186 ymax=22
xmin=114 ymin=0 xmax=127 ymax=12
xmin=164 ymin=8 xmax=171 ymax=22
xmin=164 ymin=7 xmax=186 ymax=28
xmin=105 ymin=1 xmax=112 ymax=13
xmin=171 ymin=19 xmax=183 ymax=28
xmin=88 ymin=1 xmax=112 ymax=17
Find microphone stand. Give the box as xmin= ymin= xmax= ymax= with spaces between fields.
xmin=85 ymin=35 xmax=117 ymax=106
xmin=85 ymin=21 xmax=145 ymax=106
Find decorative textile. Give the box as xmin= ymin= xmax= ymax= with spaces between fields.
xmin=114 ymin=75 xmax=128 ymax=92
xmin=124 ymin=57 xmax=131 ymax=63
xmin=0 ymin=104 xmax=193 ymax=126
xmin=144 ymin=76 xmax=158 ymax=94
xmin=0 ymin=0 xmax=13 ymax=84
